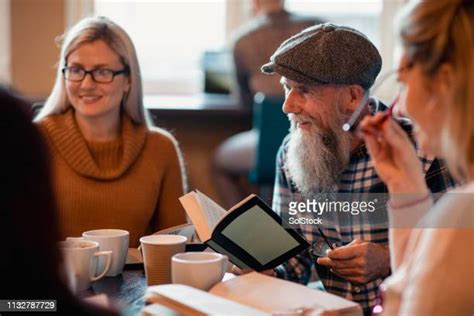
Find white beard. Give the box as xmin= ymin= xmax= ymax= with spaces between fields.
xmin=286 ymin=109 xmax=353 ymax=199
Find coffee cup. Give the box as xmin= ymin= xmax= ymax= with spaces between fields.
xmin=139 ymin=235 xmax=187 ymax=286
xmin=172 ymin=252 xmax=228 ymax=290
xmin=58 ymin=240 xmax=112 ymax=292
xmin=80 ymin=229 xmax=129 ymax=277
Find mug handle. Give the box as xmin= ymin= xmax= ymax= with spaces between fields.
xmin=91 ymin=251 xmax=112 ymax=281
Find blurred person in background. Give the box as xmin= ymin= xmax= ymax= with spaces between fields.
xmin=35 ymin=16 xmax=187 ymax=247
xmin=214 ymin=0 xmax=321 ymax=208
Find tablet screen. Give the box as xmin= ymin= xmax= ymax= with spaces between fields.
xmin=221 ymin=205 xmax=299 ymax=265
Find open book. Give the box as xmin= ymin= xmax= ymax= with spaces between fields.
xmin=143 ymin=272 xmax=362 ymax=316
xmin=179 ymin=190 xmax=309 ymax=271
xmin=153 ymin=222 xmax=195 ymax=239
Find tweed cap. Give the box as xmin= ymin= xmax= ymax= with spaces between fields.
xmin=261 ymin=23 xmax=382 ymax=90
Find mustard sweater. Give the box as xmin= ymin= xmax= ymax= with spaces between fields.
xmin=38 ymin=110 xmax=187 ymax=247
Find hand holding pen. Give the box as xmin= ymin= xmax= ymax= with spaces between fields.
xmin=317 ymin=238 xmax=391 ymax=285
xmin=358 ymin=111 xmax=428 ymax=194
xmin=312 ymin=227 xmax=391 ymax=284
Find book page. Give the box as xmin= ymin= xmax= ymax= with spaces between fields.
xmin=155 ymin=223 xmax=195 ymax=240
xmin=145 ymin=284 xmax=267 ymax=316
xmin=141 ymin=303 xmax=182 ymax=316
xmin=209 ymin=272 xmax=362 ymax=315
xmin=227 ymin=194 xmax=256 ymax=212
xmin=179 ymin=192 xmax=213 ymax=241
xmin=194 ymin=190 xmax=227 ymax=230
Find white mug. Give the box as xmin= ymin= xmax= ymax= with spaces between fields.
xmin=81 ymin=229 xmax=129 ymax=277
xmin=58 ymin=240 xmax=112 ymax=292
xmin=172 ymin=252 xmax=228 ymax=291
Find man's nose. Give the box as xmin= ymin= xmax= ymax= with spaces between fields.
xmin=282 ymin=89 xmax=302 ymax=114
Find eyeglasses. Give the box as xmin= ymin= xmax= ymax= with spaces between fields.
xmin=342 ymin=64 xmax=413 ymax=133
xmin=310 ymin=227 xmax=337 ymax=257
xmin=62 ymin=66 xmax=129 ymax=83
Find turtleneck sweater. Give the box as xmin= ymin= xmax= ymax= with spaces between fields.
xmin=38 ymin=109 xmax=187 ymax=247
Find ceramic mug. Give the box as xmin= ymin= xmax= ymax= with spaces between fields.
xmin=81 ymin=229 xmax=129 ymax=277
xmin=58 ymin=240 xmax=112 ymax=292
xmin=172 ymin=252 xmax=228 ymax=290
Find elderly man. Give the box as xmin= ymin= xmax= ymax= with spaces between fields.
xmin=261 ymin=23 xmax=454 ymax=315
xmin=213 ymin=0 xmax=321 ymax=208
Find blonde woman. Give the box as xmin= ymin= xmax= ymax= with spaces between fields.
xmin=37 ymin=17 xmax=187 ymax=247
xmin=360 ymin=0 xmax=474 ymax=314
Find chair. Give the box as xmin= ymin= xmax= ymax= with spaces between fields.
xmin=249 ymin=93 xmax=289 ymax=189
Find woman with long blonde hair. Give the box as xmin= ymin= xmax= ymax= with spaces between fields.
xmin=37 ymin=16 xmax=187 ymax=247
xmin=360 ymin=0 xmax=474 ymax=314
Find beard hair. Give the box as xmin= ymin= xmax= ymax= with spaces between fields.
xmin=286 ymin=104 xmax=353 ymax=199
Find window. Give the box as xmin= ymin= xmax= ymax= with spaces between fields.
xmin=95 ymin=0 xmax=227 ymax=95
xmin=286 ymin=0 xmax=383 ymax=48
xmin=94 ymin=0 xmax=400 ymax=99
xmin=0 ymin=0 xmax=11 ymax=85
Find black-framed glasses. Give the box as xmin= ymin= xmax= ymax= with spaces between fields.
xmin=62 ymin=66 xmax=129 ymax=83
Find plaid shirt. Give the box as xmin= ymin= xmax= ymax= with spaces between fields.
xmin=272 ymin=103 xmax=454 ymax=315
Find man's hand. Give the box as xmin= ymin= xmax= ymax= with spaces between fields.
xmin=231 ymin=265 xmax=276 ymax=277
xmin=316 ymin=239 xmax=390 ymax=285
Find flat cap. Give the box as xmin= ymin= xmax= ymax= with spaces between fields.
xmin=261 ymin=23 xmax=382 ymax=90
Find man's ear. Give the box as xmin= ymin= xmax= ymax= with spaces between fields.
xmin=347 ymin=85 xmax=366 ymax=112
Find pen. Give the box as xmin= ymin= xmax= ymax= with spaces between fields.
xmin=343 ymin=62 xmax=413 ymax=133
xmin=317 ymin=227 xmax=335 ymax=251
xmin=343 ymin=93 xmax=398 ymax=133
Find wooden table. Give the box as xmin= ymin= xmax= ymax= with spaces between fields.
xmin=82 ymin=247 xmax=210 ymax=314
xmin=83 ymin=266 xmax=147 ymax=315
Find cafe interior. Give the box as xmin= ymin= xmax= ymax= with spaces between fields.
xmin=1 ymin=0 xmax=473 ymax=315
xmin=2 ymin=0 xmax=399 ymax=205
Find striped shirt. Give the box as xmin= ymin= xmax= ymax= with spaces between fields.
xmin=272 ymin=104 xmax=454 ymax=315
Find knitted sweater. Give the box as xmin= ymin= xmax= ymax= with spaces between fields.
xmin=38 ymin=109 xmax=187 ymax=247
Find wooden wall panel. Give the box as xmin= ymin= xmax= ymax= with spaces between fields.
xmin=11 ymin=0 xmax=64 ymax=98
